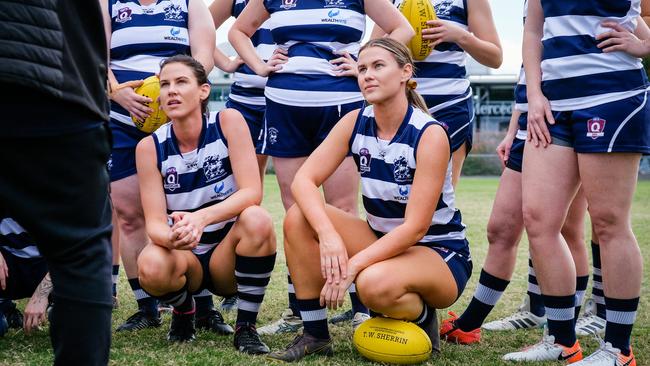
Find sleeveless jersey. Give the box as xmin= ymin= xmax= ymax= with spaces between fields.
xmin=514 ymin=1 xmax=528 ymax=113
xmin=229 ymin=0 xmax=274 ymax=106
xmin=110 ymin=0 xmax=191 ymax=128
xmin=262 ymin=0 xmax=366 ymax=106
xmin=153 ymin=112 xmax=237 ymax=255
xmin=541 ymin=0 xmax=648 ymax=110
xmin=350 ymin=105 xmax=469 ymax=256
xmin=393 ymin=0 xmax=471 ymax=112
xmin=0 ymin=215 xmax=41 ymax=259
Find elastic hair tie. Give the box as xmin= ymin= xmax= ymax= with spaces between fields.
xmin=407 ymin=79 xmax=417 ymax=90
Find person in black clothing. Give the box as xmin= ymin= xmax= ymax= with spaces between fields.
xmin=0 ymin=1 xmax=113 ymax=365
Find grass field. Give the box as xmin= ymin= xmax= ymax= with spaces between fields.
xmin=1 ymin=177 xmax=648 ymax=366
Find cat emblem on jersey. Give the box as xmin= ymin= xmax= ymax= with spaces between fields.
xmin=359 ymin=148 xmax=372 ymax=174
xmin=586 ymin=117 xmax=606 ymax=140
xmin=203 ymin=155 xmax=226 ymax=182
xmin=324 ymin=0 xmax=346 ymax=8
xmin=393 ymin=156 xmax=412 ymax=183
xmin=116 ymin=7 xmax=132 ymax=23
xmin=164 ymin=3 xmax=185 ymax=21
xmin=281 ymin=0 xmax=298 ymax=10
xmin=434 ymin=0 xmax=454 ymax=18
xmin=164 ymin=167 xmax=181 ymax=191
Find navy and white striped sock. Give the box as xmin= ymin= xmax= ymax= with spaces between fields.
xmin=527 ymin=258 xmax=546 ymax=317
xmin=287 ymin=273 xmax=300 ymax=317
xmin=159 ymin=283 xmax=194 ymax=314
xmin=456 ymin=269 xmax=509 ymax=332
xmin=575 ymin=275 xmax=589 ymax=318
xmin=604 ymin=296 xmax=638 ymax=356
xmin=193 ymin=289 xmax=214 ymax=318
xmin=543 ymin=294 xmax=576 ymax=347
xmin=298 ymin=298 xmax=329 ymax=339
xmin=112 ymin=265 xmax=119 ymax=297
xmin=414 ymin=303 xmax=434 ymax=330
xmin=128 ymin=278 xmax=158 ymax=316
xmin=591 ymin=242 xmax=606 ymax=319
xmin=348 ymin=283 xmax=368 ymax=315
xmin=235 ymin=253 xmax=276 ymax=326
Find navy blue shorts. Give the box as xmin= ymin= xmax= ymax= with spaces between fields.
xmin=506 ymin=138 xmax=526 ymax=173
xmin=193 ymin=245 xmax=219 ymax=295
xmin=226 ymin=99 xmax=265 ymax=154
xmin=0 ymin=248 xmax=48 ymax=300
xmin=261 ymin=98 xmax=364 ymax=157
xmin=431 ymin=97 xmax=474 ymax=154
xmin=108 ymin=119 xmax=149 ymax=182
xmin=547 ymin=92 xmax=650 ymax=154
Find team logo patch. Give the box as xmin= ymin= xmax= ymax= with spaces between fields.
xmin=433 ymin=0 xmax=454 ymax=18
xmin=280 ymin=0 xmax=297 ymax=9
xmin=586 ymin=117 xmax=606 ymax=140
xmin=116 ymin=7 xmax=132 ymax=23
xmin=203 ymin=155 xmax=226 ymax=182
xmin=164 ymin=3 xmax=185 ymax=21
xmin=359 ymin=148 xmax=372 ymax=173
xmin=324 ymin=0 xmax=346 ymax=7
xmin=164 ymin=167 xmax=181 ymax=191
xmin=268 ymin=127 xmax=279 ymax=145
xmin=393 ymin=156 xmax=412 ymax=183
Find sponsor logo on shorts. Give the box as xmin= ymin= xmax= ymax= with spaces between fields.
xmin=164 ymin=3 xmax=185 ymax=21
xmin=164 ymin=167 xmax=181 ymax=191
xmin=359 ymin=148 xmax=372 ymax=174
xmin=203 ymin=155 xmax=226 ymax=182
xmin=268 ymin=127 xmax=279 ymax=145
xmin=393 ymin=155 xmax=412 ymax=183
xmin=324 ymin=0 xmax=346 ymax=8
xmin=164 ymin=27 xmax=187 ymax=43
xmin=116 ymin=7 xmax=132 ymax=23
xmin=586 ymin=117 xmax=606 ymax=140
xmin=280 ymin=0 xmax=297 ymax=10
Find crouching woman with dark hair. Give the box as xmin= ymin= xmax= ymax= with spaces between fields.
xmin=268 ymin=38 xmax=471 ymax=362
xmin=135 ymin=55 xmax=276 ymax=353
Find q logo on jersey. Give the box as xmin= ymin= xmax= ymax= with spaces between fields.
xmin=586 ymin=117 xmax=606 ymax=140
xmin=116 ymin=7 xmax=132 ymax=23
xmin=359 ymin=148 xmax=372 ymax=174
xmin=164 ymin=167 xmax=181 ymax=191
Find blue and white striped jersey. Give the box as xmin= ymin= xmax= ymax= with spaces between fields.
xmin=393 ymin=0 xmax=471 ymax=112
xmin=262 ymin=0 xmax=366 ymax=106
xmin=514 ymin=1 xmax=528 ymax=113
xmin=0 ymin=215 xmax=41 ymax=259
xmin=540 ymin=0 xmax=648 ymax=110
xmin=110 ymin=0 xmax=191 ymax=127
xmin=153 ymin=112 xmax=237 ymax=254
xmin=229 ymin=0 xmax=274 ymax=106
xmin=349 ymin=105 xmax=469 ymax=256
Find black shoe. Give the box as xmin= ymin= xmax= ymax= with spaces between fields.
xmin=329 ymin=309 xmax=353 ymax=324
xmin=4 ymin=303 xmax=23 ymax=329
xmin=196 ymin=309 xmax=234 ymax=335
xmin=116 ymin=310 xmax=162 ymax=332
xmin=267 ymin=332 xmax=333 ymax=362
xmin=220 ymin=295 xmax=238 ymax=312
xmin=418 ymin=307 xmax=440 ymax=354
xmin=234 ymin=324 xmax=270 ymax=355
xmin=168 ymin=310 xmax=196 ymax=342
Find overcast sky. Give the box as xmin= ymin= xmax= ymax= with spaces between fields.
xmin=206 ymin=1 xmax=525 ymax=75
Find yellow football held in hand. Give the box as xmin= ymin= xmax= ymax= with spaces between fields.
xmin=399 ymin=0 xmax=437 ymax=61
xmin=353 ymin=317 xmax=432 ymax=364
xmin=132 ymin=75 xmax=168 ymax=133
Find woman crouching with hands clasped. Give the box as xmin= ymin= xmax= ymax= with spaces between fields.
xmin=268 ymin=38 xmax=472 ymax=362
xmin=134 ymin=55 xmax=276 ymax=353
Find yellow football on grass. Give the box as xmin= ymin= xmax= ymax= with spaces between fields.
xmin=132 ymin=75 xmax=168 ymax=133
xmin=353 ymin=317 xmax=432 ymax=364
xmin=399 ymin=0 xmax=437 ymax=61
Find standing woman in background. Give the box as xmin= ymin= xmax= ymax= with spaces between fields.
xmin=209 ymin=0 xmax=274 ymax=182
xmin=101 ymin=0 xmax=216 ymax=333
xmin=373 ymin=0 xmax=502 ymax=187
xmin=228 ymin=0 xmax=414 ymax=334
